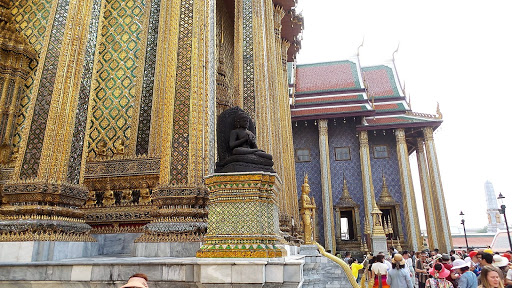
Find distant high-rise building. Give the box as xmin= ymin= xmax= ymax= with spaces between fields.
xmin=485 ymin=181 xmax=505 ymax=233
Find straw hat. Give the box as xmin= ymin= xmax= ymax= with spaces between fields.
xmin=391 ymin=253 xmax=406 ymax=265
xmin=120 ymin=277 xmax=148 ymax=288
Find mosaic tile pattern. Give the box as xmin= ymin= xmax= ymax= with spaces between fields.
xmin=295 ymin=61 xmax=361 ymax=95
xmin=242 ymin=0 xmax=255 ymax=119
xmin=11 ymin=0 xmax=55 ymax=149
xmin=20 ymin=0 xmax=70 ymax=179
xmin=293 ymin=120 xmax=324 ymax=244
xmin=369 ymin=132 xmax=406 ymax=241
xmin=88 ymin=0 xmax=148 ymax=157
xmin=135 ymin=0 xmax=161 ymax=156
xmin=209 ymin=201 xmax=275 ymax=235
xmin=327 ymin=120 xmax=366 ymax=234
xmin=170 ymin=0 xmax=194 ymax=185
xmin=362 ymin=65 xmax=400 ymax=98
xmin=67 ymin=0 xmax=102 ymax=184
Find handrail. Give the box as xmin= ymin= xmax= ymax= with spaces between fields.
xmin=314 ymin=242 xmax=372 ymax=288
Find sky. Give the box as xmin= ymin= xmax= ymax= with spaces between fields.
xmin=295 ymin=0 xmax=512 ymax=231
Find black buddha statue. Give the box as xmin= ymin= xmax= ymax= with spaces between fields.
xmin=215 ymin=107 xmax=274 ymax=173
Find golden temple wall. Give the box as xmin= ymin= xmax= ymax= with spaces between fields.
xmin=1 ymin=0 xmax=301 ymax=240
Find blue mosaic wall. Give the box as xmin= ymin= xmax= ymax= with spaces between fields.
xmin=327 ymin=119 xmax=366 ymax=237
xmin=293 ymin=119 xmax=409 ymax=245
xmin=369 ymin=131 xmax=407 ymax=241
xmin=293 ymin=120 xmax=324 ymax=244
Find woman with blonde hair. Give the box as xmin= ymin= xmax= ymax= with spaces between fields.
xmin=479 ymin=265 xmax=505 ymax=288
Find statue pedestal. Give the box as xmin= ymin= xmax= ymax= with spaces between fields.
xmin=371 ymin=235 xmax=388 ymax=254
xmin=299 ymin=245 xmax=319 ymax=256
xmin=196 ymin=172 xmax=286 ymax=258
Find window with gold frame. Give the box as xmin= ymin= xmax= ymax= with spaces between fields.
xmin=334 ymin=147 xmax=351 ymax=161
xmin=295 ymin=149 xmax=311 ymax=162
xmin=373 ymin=145 xmax=389 ymax=159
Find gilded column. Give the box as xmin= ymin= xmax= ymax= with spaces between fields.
xmin=423 ymin=127 xmax=452 ymax=252
xmin=233 ymin=0 xmax=272 ymax=152
xmin=359 ymin=130 xmax=376 ymax=229
xmin=318 ymin=119 xmax=335 ymax=252
xmin=395 ymin=128 xmax=421 ymax=251
xmin=138 ymin=0 xmax=210 ymax=242
xmin=416 ymin=137 xmax=439 ymax=250
xmin=1 ymin=0 xmax=96 ymax=241
xmin=334 ymin=208 xmax=341 ymax=241
xmin=281 ymin=39 xmax=299 ymax=225
xmin=0 ymin=0 xmax=36 ymax=166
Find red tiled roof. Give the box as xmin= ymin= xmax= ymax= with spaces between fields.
xmin=362 ymin=66 xmax=401 ymax=98
xmin=294 ymin=94 xmax=365 ymax=106
xmin=452 ymin=235 xmax=494 ymax=249
xmin=295 ymin=61 xmax=360 ymax=94
xmin=291 ymin=105 xmax=368 ymax=118
xmin=374 ymin=102 xmax=407 ymax=113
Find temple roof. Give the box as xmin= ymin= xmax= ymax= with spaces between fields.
xmin=291 ymin=59 xmax=442 ymax=130
xmin=295 ymin=61 xmax=362 ymax=95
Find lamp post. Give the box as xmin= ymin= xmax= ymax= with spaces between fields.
xmin=460 ymin=211 xmax=469 ymax=252
xmin=498 ymin=193 xmax=512 ymax=251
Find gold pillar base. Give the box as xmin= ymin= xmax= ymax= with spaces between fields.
xmin=0 ymin=182 xmax=94 ymax=242
xmin=196 ymin=172 xmax=285 ymax=258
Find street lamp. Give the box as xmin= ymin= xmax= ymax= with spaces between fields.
xmin=460 ymin=211 xmax=469 ymax=252
xmin=498 ymin=193 xmax=512 ymax=251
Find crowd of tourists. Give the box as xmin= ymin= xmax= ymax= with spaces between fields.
xmin=345 ymin=247 xmax=512 ymax=288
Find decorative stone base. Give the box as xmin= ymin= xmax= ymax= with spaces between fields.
xmin=0 ymin=255 xmax=305 ymax=287
xmin=133 ymin=241 xmax=201 ymax=257
xmin=196 ymin=172 xmax=284 ymax=258
xmin=0 ymin=241 xmax=99 ymax=262
xmin=299 ymin=245 xmax=319 ymax=256
xmin=371 ymin=235 xmax=388 ymax=254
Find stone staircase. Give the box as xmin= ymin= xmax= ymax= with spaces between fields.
xmin=302 ymin=252 xmax=354 ymax=288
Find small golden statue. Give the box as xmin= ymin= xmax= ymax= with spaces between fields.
xmin=140 ymin=188 xmax=151 ymax=204
xmin=300 ymin=174 xmax=316 ymax=244
xmin=103 ymin=190 xmax=115 ymax=206
xmin=115 ymin=139 xmax=125 ymax=155
xmin=97 ymin=140 xmax=108 ymax=156
xmin=122 ymin=189 xmax=132 ymax=204
xmin=86 ymin=190 xmax=96 ymax=206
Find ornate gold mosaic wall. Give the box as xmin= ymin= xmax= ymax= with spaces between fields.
xmin=87 ymin=0 xmax=150 ymax=159
xmin=19 ymin=0 xmax=70 ymax=179
xmin=169 ymin=0 xmax=194 ymax=185
xmin=215 ymin=0 xmax=235 ymax=116
xmin=10 ymin=0 xmax=54 ymax=150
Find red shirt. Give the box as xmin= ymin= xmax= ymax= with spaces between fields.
xmin=442 ymin=262 xmax=455 ymax=283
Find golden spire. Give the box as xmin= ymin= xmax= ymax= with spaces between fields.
xmin=377 ymin=174 xmax=397 ymax=205
xmin=436 ymin=102 xmax=443 ymax=119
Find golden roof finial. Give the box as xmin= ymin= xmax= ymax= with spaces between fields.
xmin=436 ymin=102 xmax=443 ymax=119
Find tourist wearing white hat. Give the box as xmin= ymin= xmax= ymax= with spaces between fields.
xmin=452 ymin=259 xmax=477 ymax=288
